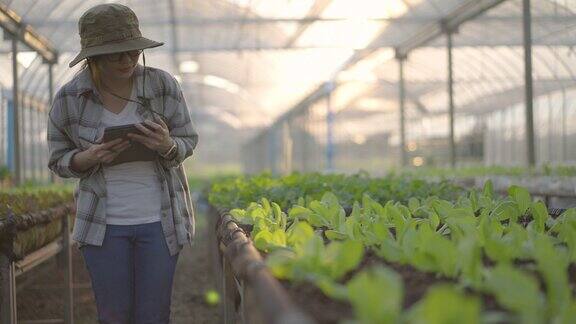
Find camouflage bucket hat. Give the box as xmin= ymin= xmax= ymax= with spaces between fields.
xmin=69 ymin=3 xmax=163 ymax=68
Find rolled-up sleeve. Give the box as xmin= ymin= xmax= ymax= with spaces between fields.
xmin=47 ymin=98 xmax=95 ymax=179
xmin=159 ymin=74 xmax=199 ymax=169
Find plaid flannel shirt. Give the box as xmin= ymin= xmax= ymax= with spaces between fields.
xmin=47 ymin=64 xmax=199 ymax=256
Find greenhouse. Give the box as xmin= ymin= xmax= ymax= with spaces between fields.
xmin=0 ymin=0 xmax=575 ymax=323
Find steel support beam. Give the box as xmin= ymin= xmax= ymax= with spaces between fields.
xmin=260 ymin=0 xmax=511 ymax=138
xmin=396 ymin=0 xmax=508 ymax=58
xmin=0 ymin=4 xmax=57 ymax=64
xmin=251 ymin=0 xmax=512 ymax=146
xmin=61 ymin=213 xmax=74 ymax=324
xmin=11 ymin=36 xmax=21 ymax=186
xmin=446 ymin=29 xmax=456 ymax=168
xmin=168 ymin=0 xmax=180 ymax=77
xmin=30 ymin=100 xmax=37 ymax=181
xmin=325 ymin=81 xmax=334 ymax=172
xmin=47 ymin=62 xmax=56 ymax=183
xmin=523 ymin=0 xmax=536 ymax=167
xmin=0 ymin=253 xmax=16 ymax=324
xmin=2 ymin=40 xmax=576 ymax=55
xmin=284 ymin=0 xmax=333 ymax=48
xmin=397 ymin=55 xmax=408 ymax=167
xmin=24 ymin=15 xmax=576 ymax=28
xmin=0 ymin=212 xmax=17 ymax=324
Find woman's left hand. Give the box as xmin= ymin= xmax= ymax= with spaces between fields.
xmin=128 ymin=115 xmax=174 ymax=155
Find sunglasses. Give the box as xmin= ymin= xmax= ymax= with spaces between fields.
xmin=101 ymin=49 xmax=143 ymax=62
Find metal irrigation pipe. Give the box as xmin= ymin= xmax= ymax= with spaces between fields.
xmin=212 ymin=206 xmax=315 ymax=324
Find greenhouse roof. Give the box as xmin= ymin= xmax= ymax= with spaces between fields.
xmin=0 ymin=0 xmax=574 ymax=141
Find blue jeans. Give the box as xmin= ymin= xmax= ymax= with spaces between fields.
xmin=80 ymin=221 xmax=179 ymax=324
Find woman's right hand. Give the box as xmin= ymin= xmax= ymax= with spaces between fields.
xmin=71 ymin=137 xmax=132 ymax=173
xmin=86 ymin=137 xmax=132 ymax=164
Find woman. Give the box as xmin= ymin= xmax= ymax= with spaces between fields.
xmin=47 ymin=3 xmax=199 ymax=323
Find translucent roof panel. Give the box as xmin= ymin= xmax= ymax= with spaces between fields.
xmin=0 ymin=0 xmax=575 ymax=170
xmin=279 ymin=0 xmax=576 ymax=152
xmin=0 ymin=0 xmax=411 ymax=127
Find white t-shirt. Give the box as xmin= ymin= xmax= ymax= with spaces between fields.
xmin=99 ymin=83 xmax=162 ymax=225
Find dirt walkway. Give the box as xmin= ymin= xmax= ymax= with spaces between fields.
xmin=16 ymin=210 xmax=221 ymax=323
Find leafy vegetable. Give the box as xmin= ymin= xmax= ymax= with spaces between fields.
xmin=347 ymin=266 xmax=403 ymax=324
xmin=484 ymin=265 xmax=546 ymax=324
xmin=407 ymin=284 xmax=481 ymax=324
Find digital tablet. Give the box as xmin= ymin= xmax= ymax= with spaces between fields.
xmin=102 ymin=123 xmax=156 ymax=165
xmin=102 ymin=123 xmax=145 ymax=142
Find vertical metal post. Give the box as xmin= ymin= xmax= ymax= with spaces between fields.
xmin=0 ymin=97 xmax=4 ymax=167
xmin=302 ymin=111 xmax=309 ymax=171
xmin=0 ymin=256 xmax=16 ymax=324
xmin=21 ymin=96 xmax=26 ymax=182
xmin=447 ymin=30 xmax=456 ymax=168
xmin=221 ymin=255 xmax=237 ymax=324
xmin=63 ymin=212 xmax=74 ymax=324
xmin=48 ymin=62 xmax=56 ymax=183
xmin=222 ymin=255 xmax=228 ymax=324
xmin=167 ymin=0 xmax=180 ymax=78
xmin=6 ymin=99 xmax=14 ymax=173
xmin=281 ymin=122 xmax=287 ymax=174
xmin=0 ymin=212 xmax=17 ymax=324
xmin=34 ymin=109 xmax=40 ymax=182
xmin=561 ymin=90 xmax=567 ymax=162
xmin=20 ymin=98 xmax=31 ymax=182
xmin=325 ymin=81 xmax=334 ymax=172
xmin=397 ymin=54 xmax=408 ymax=167
xmin=48 ymin=62 xmax=55 ymax=116
xmin=236 ymin=279 xmax=246 ymax=324
xmin=548 ymin=95 xmax=553 ymax=162
xmin=11 ymin=35 xmax=21 ymax=186
xmin=268 ymin=130 xmax=276 ymax=175
xmin=523 ymin=0 xmax=536 ymax=167
xmin=30 ymin=101 xmax=40 ymax=181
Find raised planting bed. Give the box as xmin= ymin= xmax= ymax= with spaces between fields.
xmin=1 ymin=186 xmax=75 ymax=324
xmin=208 ymin=173 xmax=576 ymax=324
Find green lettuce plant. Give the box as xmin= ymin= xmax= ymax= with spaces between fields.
xmin=346 ymin=266 xmax=403 ymax=324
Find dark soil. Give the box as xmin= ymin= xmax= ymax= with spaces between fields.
xmin=277 ymin=248 xmax=517 ymax=323
xmin=280 ymin=279 xmax=353 ymax=324
xmin=276 ymin=249 xmax=452 ymax=324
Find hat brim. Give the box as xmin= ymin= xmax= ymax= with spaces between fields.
xmin=69 ymin=37 xmax=163 ymax=68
